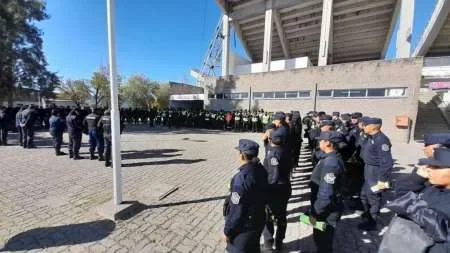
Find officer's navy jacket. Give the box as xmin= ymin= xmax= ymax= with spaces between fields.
xmin=49 ymin=115 xmax=64 ymax=133
xmin=264 ymin=145 xmax=291 ymax=184
xmin=310 ymin=151 xmax=344 ymax=218
xmin=224 ymin=161 xmax=268 ymax=238
xmin=387 ymin=185 xmax=450 ymax=251
xmin=363 ymin=131 xmax=393 ymax=183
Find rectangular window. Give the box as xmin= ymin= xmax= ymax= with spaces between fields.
xmin=274 ymin=92 xmax=286 ymax=99
xmin=367 ymin=88 xmax=385 ymax=97
xmin=387 ymin=88 xmax=407 ymax=97
xmin=349 ymin=89 xmax=366 ymax=97
xmin=299 ymin=91 xmax=311 ymax=97
xmin=208 ymin=93 xmax=215 ymax=99
xmin=253 ymin=92 xmax=263 ymax=99
xmin=230 ymin=93 xmax=240 ymax=99
xmin=285 ymin=91 xmax=298 ymax=98
xmin=223 ymin=93 xmax=232 ymax=99
xmin=318 ymin=90 xmax=332 ymax=97
xmin=263 ymin=92 xmax=274 ymax=99
xmin=333 ymin=90 xmax=350 ymax=97
xmin=216 ymin=93 xmax=223 ymax=99
xmin=241 ymin=93 xmax=249 ymax=99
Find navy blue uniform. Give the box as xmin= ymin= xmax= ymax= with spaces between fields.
xmin=66 ymin=110 xmax=83 ymax=158
xmin=361 ymin=131 xmax=393 ymax=218
xmin=20 ymin=107 xmax=37 ymax=148
xmin=98 ymin=114 xmax=112 ymax=166
xmin=224 ymin=161 xmax=268 ymax=253
xmin=83 ymin=112 xmax=104 ymax=159
xmin=262 ymin=145 xmax=292 ymax=247
xmin=310 ymin=150 xmax=344 ymax=253
xmin=49 ymin=115 xmax=65 ymax=154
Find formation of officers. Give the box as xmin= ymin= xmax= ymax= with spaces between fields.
xmin=123 ymin=108 xmax=273 ymax=132
xmin=0 ymin=105 xmax=115 ymax=167
xmin=223 ymin=110 xmax=450 ymax=253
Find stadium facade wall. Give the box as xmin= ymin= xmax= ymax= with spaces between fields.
xmin=203 ymin=58 xmax=424 ymax=143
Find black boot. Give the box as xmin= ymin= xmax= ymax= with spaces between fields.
xmin=90 ymin=153 xmax=96 ymax=160
xmin=358 ymin=215 xmax=377 ymax=231
xmin=105 ymin=161 xmax=111 ymax=167
xmin=98 ymin=155 xmax=105 ymax=161
xmin=73 ymin=155 xmax=84 ymax=160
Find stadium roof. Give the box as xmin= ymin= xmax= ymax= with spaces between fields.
xmin=216 ymin=0 xmax=401 ymax=65
xmin=414 ymin=0 xmax=450 ymax=57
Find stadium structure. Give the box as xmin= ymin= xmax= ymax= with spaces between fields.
xmin=169 ymin=0 xmax=450 ymax=143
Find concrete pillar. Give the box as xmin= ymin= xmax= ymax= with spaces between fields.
xmin=262 ymin=0 xmax=273 ymax=72
xmin=318 ymin=0 xmax=333 ymax=66
xmin=222 ymin=14 xmax=230 ymax=76
xmin=396 ymin=0 xmax=414 ymax=58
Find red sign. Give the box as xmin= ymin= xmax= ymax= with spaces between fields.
xmin=430 ymin=82 xmax=450 ymax=90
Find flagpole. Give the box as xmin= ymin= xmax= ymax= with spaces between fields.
xmin=106 ymin=0 xmax=122 ymax=206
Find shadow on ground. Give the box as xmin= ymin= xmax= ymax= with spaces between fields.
xmin=0 ymin=220 xmax=115 ymax=252
xmin=121 ymin=149 xmax=184 ymax=160
xmin=122 ymin=158 xmax=207 ymax=168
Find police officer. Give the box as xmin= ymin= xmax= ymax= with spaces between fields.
xmin=234 ymin=111 xmax=241 ymax=132
xmin=15 ymin=106 xmax=25 ymax=146
xmin=84 ymin=109 xmax=105 ymax=161
xmin=0 ymin=106 xmax=8 ymax=145
xmin=423 ymin=132 xmax=450 ymax=158
xmin=49 ymin=109 xmax=66 ymax=156
xmin=251 ymin=111 xmax=259 ymax=133
xmin=309 ymin=131 xmax=345 ymax=253
xmin=66 ymin=108 xmax=83 ymax=160
xmin=263 ymin=130 xmax=292 ymax=250
xmin=98 ymin=110 xmax=112 ymax=167
xmin=224 ymin=139 xmax=268 ymax=253
xmin=380 ymin=148 xmax=450 ymax=253
xmin=358 ymin=117 xmax=393 ymax=230
xmin=21 ymin=105 xmax=37 ymax=148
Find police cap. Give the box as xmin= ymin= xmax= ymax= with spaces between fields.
xmin=315 ymin=131 xmax=344 ymax=143
xmin=235 ymin=139 xmax=259 ymax=156
xmin=424 ymin=133 xmax=450 ymax=147
xmin=418 ymin=148 xmax=450 ymax=168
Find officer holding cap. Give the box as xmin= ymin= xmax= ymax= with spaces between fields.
xmin=224 ymin=139 xmax=268 ymax=253
xmin=309 ymin=131 xmax=345 ymax=253
xmin=359 ymin=117 xmax=393 ymax=231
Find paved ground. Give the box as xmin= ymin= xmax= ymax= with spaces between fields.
xmin=0 ymin=125 xmax=423 ymax=253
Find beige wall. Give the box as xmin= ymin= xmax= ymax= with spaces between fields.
xmin=204 ymin=58 xmax=424 ymax=143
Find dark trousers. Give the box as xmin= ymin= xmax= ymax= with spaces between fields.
xmin=88 ymin=129 xmax=104 ymax=155
xmin=23 ymin=126 xmax=34 ymax=148
xmin=360 ymin=183 xmax=382 ymax=218
xmin=17 ymin=126 xmax=23 ymax=146
xmin=68 ymin=132 xmax=82 ymax=156
xmin=343 ymin=162 xmax=364 ymax=197
xmin=313 ymin=224 xmax=335 ymax=253
xmin=252 ymin=121 xmax=258 ymax=132
xmin=263 ymin=185 xmax=292 ymax=243
xmin=226 ymin=230 xmax=261 ymax=253
xmin=0 ymin=127 xmax=8 ymax=145
xmin=104 ymin=136 xmax=112 ymax=164
xmin=50 ymin=130 xmax=63 ymax=153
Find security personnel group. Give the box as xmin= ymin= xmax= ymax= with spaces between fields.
xmin=223 ymin=110 xmax=450 ymax=253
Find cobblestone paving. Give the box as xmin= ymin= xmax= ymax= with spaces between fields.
xmin=0 ymin=126 xmax=423 ymax=253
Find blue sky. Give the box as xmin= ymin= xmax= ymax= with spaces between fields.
xmin=40 ymin=0 xmax=437 ymax=84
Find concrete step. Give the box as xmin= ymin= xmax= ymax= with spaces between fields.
xmin=414 ymin=100 xmax=450 ymax=140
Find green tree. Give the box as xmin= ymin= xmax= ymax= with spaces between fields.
xmin=58 ymin=79 xmax=90 ymax=106
xmin=121 ymin=75 xmax=159 ymax=109
xmin=90 ymin=66 xmax=110 ymax=108
xmin=0 ymin=0 xmax=59 ymax=106
xmin=154 ymin=84 xmax=170 ymax=109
